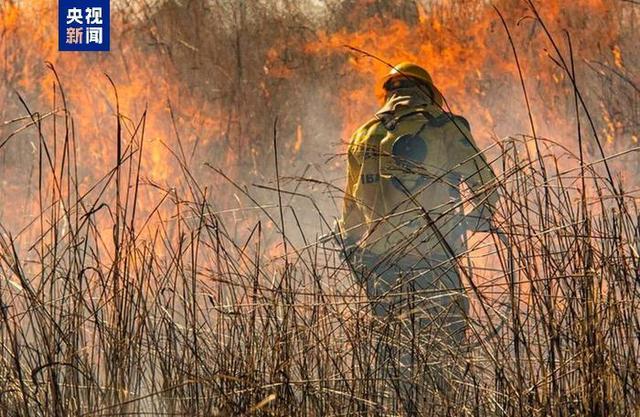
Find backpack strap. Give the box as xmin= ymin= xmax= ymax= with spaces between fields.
xmin=375 ymin=107 xmax=434 ymax=131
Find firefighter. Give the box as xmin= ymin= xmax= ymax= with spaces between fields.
xmin=337 ymin=62 xmax=499 ymax=411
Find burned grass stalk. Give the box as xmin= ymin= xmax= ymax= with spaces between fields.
xmin=0 ymin=1 xmax=638 ymax=416
xmin=0 ymin=74 xmax=638 ymax=416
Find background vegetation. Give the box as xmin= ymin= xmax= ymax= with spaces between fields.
xmin=0 ymin=0 xmax=638 ymax=415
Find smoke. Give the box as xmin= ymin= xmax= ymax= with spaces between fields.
xmin=0 ymin=0 xmax=638 ymax=243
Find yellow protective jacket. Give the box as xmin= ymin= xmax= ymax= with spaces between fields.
xmin=339 ymin=87 xmax=498 ymax=264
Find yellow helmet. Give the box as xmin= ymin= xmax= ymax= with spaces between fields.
xmin=381 ymin=62 xmax=444 ymax=106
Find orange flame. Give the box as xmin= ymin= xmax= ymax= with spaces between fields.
xmin=292 ymin=0 xmax=629 ymax=153
xmin=0 ymin=0 xmax=634 ymax=242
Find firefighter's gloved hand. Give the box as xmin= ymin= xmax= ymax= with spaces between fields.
xmin=327 ymin=220 xmax=359 ymax=260
xmin=319 ymin=221 xmax=348 ymax=245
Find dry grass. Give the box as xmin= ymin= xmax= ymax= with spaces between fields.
xmin=0 ymin=1 xmax=639 ymax=416
xmin=1 ymin=91 xmax=639 ymax=417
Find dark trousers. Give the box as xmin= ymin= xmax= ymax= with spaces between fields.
xmin=354 ymin=252 xmax=469 ymax=415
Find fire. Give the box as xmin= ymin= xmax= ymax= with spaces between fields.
xmin=2 ymin=2 xmax=19 ymax=31
xmin=0 ymin=0 xmax=635 ymax=246
xmin=0 ymin=0 xmax=225 ymax=236
xmin=291 ymin=0 xmax=634 ymax=162
xmin=612 ymin=45 xmax=624 ymax=69
xmin=294 ymin=125 xmax=303 ymax=153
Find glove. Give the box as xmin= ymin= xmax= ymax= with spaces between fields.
xmin=321 ymin=220 xmax=359 ymax=260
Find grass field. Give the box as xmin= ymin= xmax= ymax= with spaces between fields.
xmin=0 ymin=0 xmax=638 ymax=415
